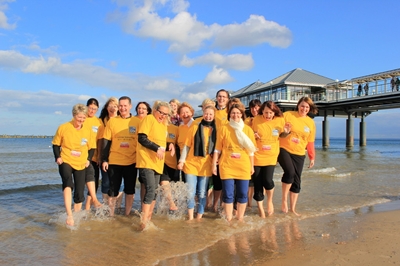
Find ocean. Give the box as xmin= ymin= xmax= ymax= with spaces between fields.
xmin=0 ymin=137 xmax=399 ymax=265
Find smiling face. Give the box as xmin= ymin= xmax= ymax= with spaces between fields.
xmin=137 ymin=103 xmax=148 ymax=119
xmin=87 ymin=104 xmax=98 ymax=118
xmin=262 ymin=106 xmax=275 ymax=121
xmin=229 ymin=107 xmax=242 ymax=122
xmin=250 ymin=105 xmax=260 ymax=117
xmin=216 ymin=91 xmax=229 ymax=109
xmin=107 ymin=101 xmax=118 ymax=118
xmin=179 ymin=106 xmax=193 ymax=124
xmin=202 ymin=107 xmax=215 ymax=122
xmin=297 ymin=101 xmax=310 ymax=117
xmin=154 ymin=105 xmax=169 ymax=123
xmin=118 ymin=99 xmax=132 ymax=118
xmin=73 ymin=112 xmax=87 ymax=128
xmin=169 ymin=102 xmax=178 ymax=115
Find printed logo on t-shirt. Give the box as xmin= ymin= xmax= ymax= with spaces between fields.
xmin=230 ymin=153 xmax=241 ymax=159
xmin=168 ymin=133 xmax=176 ymax=139
xmin=81 ymin=138 xmax=88 ymax=146
xmin=291 ymin=137 xmax=300 ymax=144
xmin=92 ymin=126 xmax=98 ymax=133
xmin=129 ymin=126 xmax=136 ymax=134
xmin=304 ymin=126 xmax=310 ymax=133
xmin=272 ymin=129 xmax=279 ymax=136
xmin=71 ymin=150 xmax=81 ymax=157
xmin=120 ymin=142 xmax=130 ymax=148
xmin=262 ymin=145 xmax=271 ymax=151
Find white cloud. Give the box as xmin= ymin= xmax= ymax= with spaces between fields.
xmin=204 ymin=66 xmax=234 ymax=84
xmin=0 ymin=0 xmax=16 ymax=30
xmin=111 ymin=0 xmax=292 ymax=53
xmin=180 ymin=52 xmax=254 ymax=71
xmin=213 ymin=15 xmax=292 ymax=49
xmin=54 ymin=111 xmax=62 ymax=115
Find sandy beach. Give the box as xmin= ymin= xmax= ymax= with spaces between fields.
xmin=264 ymin=201 xmax=400 ymax=266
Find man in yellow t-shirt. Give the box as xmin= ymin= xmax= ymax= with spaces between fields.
xmin=101 ymin=96 xmax=138 ymax=216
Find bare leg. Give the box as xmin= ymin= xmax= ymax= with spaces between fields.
xmin=206 ymin=187 xmax=213 ymax=210
xmin=196 ymin=213 xmax=203 ymax=220
xmin=160 ymin=181 xmax=177 ymax=211
xmin=213 ymin=190 xmax=222 ymax=212
xmin=224 ymin=203 xmax=234 ymax=222
xmin=247 ymin=187 xmax=254 ymax=208
xmin=289 ymin=192 xmax=300 ymax=216
xmin=115 ymin=192 xmax=123 ymax=208
xmin=85 ymin=195 xmax=92 ymax=210
xmin=140 ymin=200 xmax=156 ymax=230
xmin=102 ymin=193 xmax=109 ymax=204
xmin=86 ymin=181 xmax=101 ymax=208
xmin=108 ymin=197 xmax=117 ymax=216
xmin=236 ymin=203 xmax=247 ymax=222
xmin=125 ymin=194 xmax=134 ymax=216
xmin=188 ymin=208 xmax=194 ymax=220
xmin=256 ymin=200 xmax=266 ymax=218
xmin=265 ymin=188 xmax=275 ymax=216
xmin=63 ymin=187 xmax=74 ymax=226
xmin=281 ymin=182 xmax=292 ymax=213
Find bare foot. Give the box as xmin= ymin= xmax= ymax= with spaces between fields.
xmin=66 ymin=215 xmax=74 ymax=226
xmin=258 ymin=207 xmax=266 ymax=218
xmin=267 ymin=203 xmax=274 ymax=216
xmin=139 ymin=222 xmax=147 ymax=231
xmin=93 ymin=200 xmax=102 ymax=208
xmin=290 ymin=209 xmax=301 ymax=216
xmin=169 ymin=205 xmax=178 ymax=211
xmin=281 ymin=201 xmax=288 ymax=213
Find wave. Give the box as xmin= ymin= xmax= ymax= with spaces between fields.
xmin=307 ymin=167 xmax=337 ymax=173
xmin=331 ymin=172 xmax=352 ymax=178
xmin=0 ymin=183 xmax=60 ymax=196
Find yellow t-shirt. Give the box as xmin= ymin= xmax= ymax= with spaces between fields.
xmin=252 ymin=115 xmax=285 ymax=166
xmin=52 ymin=120 xmax=96 ymax=170
xmin=215 ymin=123 xmax=256 ymax=180
xmin=177 ymin=119 xmax=193 ymax=152
xmin=215 ymin=108 xmax=228 ymax=129
xmin=279 ymin=111 xmax=316 ymax=156
xmin=244 ymin=116 xmax=254 ymax=127
xmin=103 ymin=115 xmax=140 ymax=165
xmin=182 ymin=124 xmax=214 ymax=177
xmin=136 ymin=114 xmax=168 ymax=174
xmin=84 ymin=116 xmax=101 ymax=163
xmin=164 ymin=124 xmax=178 ymax=170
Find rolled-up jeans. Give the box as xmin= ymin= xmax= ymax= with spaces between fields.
xmin=186 ymin=174 xmax=209 ymax=214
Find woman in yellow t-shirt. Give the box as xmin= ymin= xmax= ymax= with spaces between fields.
xmin=177 ymin=105 xmax=216 ymax=220
xmin=84 ymin=98 xmax=102 ymax=210
xmin=96 ymin=97 xmax=121 ymax=204
xmin=244 ymin=99 xmax=261 ymax=208
xmin=136 ymin=101 xmax=173 ymax=230
xmin=177 ymin=102 xmax=195 ymax=182
xmin=52 ymin=104 xmax=98 ymax=227
xmin=278 ymin=96 xmax=317 ymax=216
xmin=252 ymin=101 xmax=291 ymax=218
xmin=212 ymin=102 xmax=256 ymax=222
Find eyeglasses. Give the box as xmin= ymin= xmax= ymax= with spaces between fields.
xmin=88 ymin=107 xmax=98 ymax=111
xmin=157 ymin=109 xmax=169 ymax=116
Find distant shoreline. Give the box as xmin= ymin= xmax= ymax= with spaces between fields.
xmin=0 ymin=135 xmax=52 ymax=139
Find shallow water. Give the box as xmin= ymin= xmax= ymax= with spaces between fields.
xmin=0 ymin=138 xmax=400 ymax=265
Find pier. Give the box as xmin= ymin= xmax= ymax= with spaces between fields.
xmin=230 ymin=68 xmax=400 ymax=147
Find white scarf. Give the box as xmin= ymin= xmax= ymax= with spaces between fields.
xmin=229 ymin=119 xmax=256 ymax=154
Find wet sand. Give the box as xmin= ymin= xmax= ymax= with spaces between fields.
xmin=158 ymin=201 xmax=400 ymax=265
xmin=264 ymin=201 xmax=400 ymax=266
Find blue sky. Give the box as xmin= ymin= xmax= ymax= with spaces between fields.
xmin=0 ymin=0 xmax=399 ymax=138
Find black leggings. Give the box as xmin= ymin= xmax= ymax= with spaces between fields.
xmin=277 ymin=148 xmax=305 ymax=193
xmin=59 ymin=163 xmax=86 ymax=204
xmin=252 ymin=165 xmax=276 ymax=201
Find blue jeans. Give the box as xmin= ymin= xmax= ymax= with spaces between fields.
xmin=222 ymin=179 xmax=249 ymax=204
xmin=186 ymin=174 xmax=209 ymax=214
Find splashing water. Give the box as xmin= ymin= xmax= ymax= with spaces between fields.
xmin=154 ymin=181 xmax=191 ymax=219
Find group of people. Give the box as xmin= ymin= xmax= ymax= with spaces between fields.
xmin=391 ymin=77 xmax=400 ymax=92
xmin=52 ymin=90 xmax=317 ymax=229
xmin=357 ymin=83 xmax=370 ymax=96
